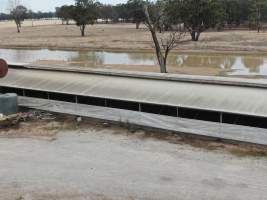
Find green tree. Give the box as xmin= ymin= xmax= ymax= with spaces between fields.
xmin=165 ymin=0 xmax=223 ymax=41
xmin=0 ymin=13 xmax=12 ymax=21
xmin=56 ymin=5 xmax=74 ymax=25
xmin=224 ymin=0 xmax=242 ymax=28
xmin=10 ymin=5 xmax=27 ymax=33
xmin=249 ymin=0 xmax=267 ymax=32
xmin=72 ymin=0 xmax=99 ymax=37
xmin=114 ymin=3 xmax=131 ymax=22
xmin=127 ymin=0 xmax=146 ymax=29
xmin=99 ymin=4 xmax=115 ymax=24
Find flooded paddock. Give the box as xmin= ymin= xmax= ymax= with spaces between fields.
xmin=1 ymin=48 xmax=267 ymax=77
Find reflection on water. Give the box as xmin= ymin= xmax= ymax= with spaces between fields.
xmin=1 ymin=48 xmax=267 ymax=77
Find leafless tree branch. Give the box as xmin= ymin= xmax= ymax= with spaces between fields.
xmin=144 ymin=5 xmax=186 ymax=73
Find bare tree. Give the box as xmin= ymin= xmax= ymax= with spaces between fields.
xmin=9 ymin=0 xmax=28 ymax=33
xmin=144 ymin=5 xmax=185 ymax=73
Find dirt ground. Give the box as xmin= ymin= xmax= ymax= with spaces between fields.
xmin=0 ymin=113 xmax=267 ymax=200
xmin=1 ymin=20 xmax=267 ymax=53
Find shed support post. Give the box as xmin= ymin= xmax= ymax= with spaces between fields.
xmin=139 ymin=103 xmax=142 ymax=112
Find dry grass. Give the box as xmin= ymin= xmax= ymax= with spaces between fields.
xmin=1 ymin=20 xmax=267 ymax=53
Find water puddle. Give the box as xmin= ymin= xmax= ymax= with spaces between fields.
xmin=1 ymin=48 xmax=267 ymax=77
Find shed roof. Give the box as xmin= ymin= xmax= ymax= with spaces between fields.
xmin=1 ymin=68 xmax=267 ymax=117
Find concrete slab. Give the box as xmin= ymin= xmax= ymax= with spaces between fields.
xmin=19 ymin=97 xmax=267 ymax=147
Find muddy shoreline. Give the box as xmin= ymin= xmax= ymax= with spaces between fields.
xmin=2 ymin=45 xmax=267 ymax=55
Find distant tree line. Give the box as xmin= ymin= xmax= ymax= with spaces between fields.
xmin=0 ymin=13 xmax=13 ymax=20
xmin=0 ymin=11 xmax=55 ymax=21
xmin=4 ymin=0 xmax=267 ymax=36
xmin=54 ymin=0 xmax=267 ymax=37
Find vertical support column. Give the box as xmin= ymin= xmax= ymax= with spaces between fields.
xmin=47 ymin=92 xmax=50 ymax=100
xmin=75 ymin=96 xmax=78 ymax=104
xmin=139 ymin=103 xmax=142 ymax=112
xmin=22 ymin=89 xmax=25 ymax=97
xmin=220 ymin=112 xmax=223 ymax=123
xmin=177 ymin=107 xmax=179 ymax=118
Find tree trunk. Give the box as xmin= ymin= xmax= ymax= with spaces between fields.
xmin=151 ymin=31 xmax=167 ymax=73
xmin=16 ymin=23 xmax=20 ymax=33
xmin=190 ymin=31 xmax=201 ymax=41
xmin=150 ymin=30 xmax=167 ymax=73
xmin=136 ymin=22 xmax=140 ymax=29
xmin=80 ymin=25 xmax=86 ymax=37
xmin=190 ymin=31 xmax=196 ymax=41
xmin=157 ymin=25 xmax=162 ymax=33
xmin=159 ymin=62 xmax=167 ymax=73
xmin=144 ymin=5 xmax=167 ymax=73
xmin=257 ymin=6 xmax=261 ymax=33
xmin=196 ymin=31 xmax=201 ymax=41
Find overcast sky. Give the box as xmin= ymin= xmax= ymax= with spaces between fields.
xmin=0 ymin=0 xmax=127 ymax=13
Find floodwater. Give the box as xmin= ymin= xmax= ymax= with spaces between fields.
xmin=1 ymin=48 xmax=267 ymax=77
